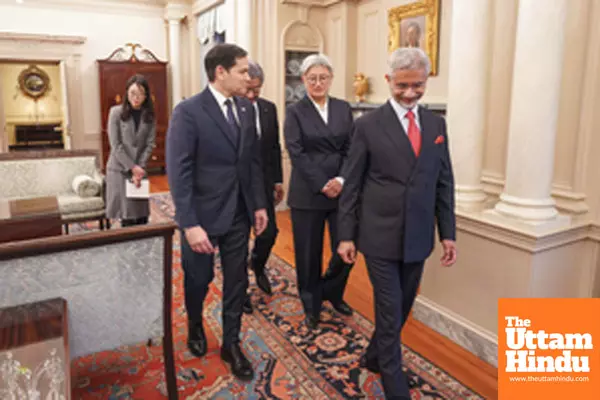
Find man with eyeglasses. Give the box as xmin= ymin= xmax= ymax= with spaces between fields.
xmin=241 ymin=60 xmax=284 ymax=314
xmin=337 ymin=47 xmax=457 ymax=399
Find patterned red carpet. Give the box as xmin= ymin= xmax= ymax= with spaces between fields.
xmin=70 ymin=193 xmax=483 ymax=399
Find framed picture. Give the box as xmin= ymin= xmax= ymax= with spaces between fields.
xmin=18 ymin=65 xmax=50 ymax=100
xmin=388 ymin=0 xmax=441 ymax=76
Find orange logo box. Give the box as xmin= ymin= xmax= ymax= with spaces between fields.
xmin=498 ymin=298 xmax=600 ymax=400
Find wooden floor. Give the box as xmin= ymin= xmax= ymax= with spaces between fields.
xmin=149 ymin=175 xmax=498 ymax=399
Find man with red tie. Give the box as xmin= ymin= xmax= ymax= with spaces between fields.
xmin=337 ymin=47 xmax=457 ymax=399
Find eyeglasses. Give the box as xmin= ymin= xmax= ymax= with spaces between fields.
xmin=128 ymin=90 xmax=147 ymax=99
xmin=247 ymin=86 xmax=262 ymax=95
xmin=395 ymin=82 xmax=425 ymax=90
xmin=305 ymin=75 xmax=331 ymax=85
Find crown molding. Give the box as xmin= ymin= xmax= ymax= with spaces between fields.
xmin=0 ymin=0 xmax=190 ymax=17
xmin=165 ymin=2 xmax=190 ymax=20
xmin=191 ymin=0 xmax=223 ymax=15
xmin=280 ymin=0 xmax=345 ymax=7
xmin=0 ymin=31 xmax=86 ymax=45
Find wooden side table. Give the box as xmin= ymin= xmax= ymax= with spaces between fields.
xmin=0 ymin=298 xmax=70 ymax=399
xmin=0 ymin=196 xmax=62 ymax=243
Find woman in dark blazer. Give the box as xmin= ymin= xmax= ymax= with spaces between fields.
xmin=105 ymin=74 xmax=156 ymax=227
xmin=284 ymin=53 xmax=355 ymax=329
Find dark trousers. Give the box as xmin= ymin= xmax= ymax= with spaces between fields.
xmin=121 ymin=217 xmax=148 ymax=226
xmin=364 ymin=255 xmax=425 ymax=399
xmin=291 ymin=208 xmax=353 ymax=319
xmin=181 ymin=197 xmax=251 ymax=348
xmin=250 ymin=188 xmax=278 ymax=275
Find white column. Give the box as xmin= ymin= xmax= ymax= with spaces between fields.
xmin=225 ymin=0 xmax=252 ymax=53
xmin=237 ymin=0 xmax=252 ymax=52
xmin=493 ymin=0 xmax=568 ymax=222
xmin=165 ymin=3 xmax=187 ymax=108
xmin=189 ymin=13 xmax=202 ymax=94
xmin=0 ymin=72 xmax=5 ymax=152
xmin=445 ymin=0 xmax=490 ymax=211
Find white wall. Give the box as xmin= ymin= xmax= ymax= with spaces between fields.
xmin=0 ymin=3 xmax=168 ymax=139
xmin=354 ymin=0 xmax=452 ymax=105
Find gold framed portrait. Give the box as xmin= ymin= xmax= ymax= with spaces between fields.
xmin=388 ymin=0 xmax=440 ymax=76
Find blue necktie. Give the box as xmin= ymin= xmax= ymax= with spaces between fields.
xmin=225 ymin=99 xmax=240 ymax=147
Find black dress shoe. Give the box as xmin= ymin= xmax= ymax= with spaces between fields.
xmin=332 ymin=301 xmax=353 ymax=316
xmin=305 ymin=315 xmax=319 ymax=330
xmin=221 ymin=344 xmax=254 ymax=381
xmin=255 ymin=272 xmax=272 ymax=295
xmin=359 ymin=354 xmax=380 ymax=373
xmin=243 ymin=296 xmax=253 ymax=314
xmin=187 ymin=321 xmax=207 ymax=358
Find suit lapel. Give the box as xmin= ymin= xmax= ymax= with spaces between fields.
xmin=200 ymin=88 xmax=238 ymax=150
xmin=133 ymin=120 xmax=144 ymax=148
xmin=299 ymin=96 xmax=333 ymax=136
xmin=380 ymin=102 xmax=417 ymax=168
xmin=120 ymin=118 xmax=136 ymax=148
xmin=257 ymin=99 xmax=270 ymax=155
xmin=133 ymin=112 xmax=152 ymax=147
xmin=257 ymin=98 xmax=267 ymax=137
xmin=327 ymin=98 xmax=338 ymax=136
xmin=413 ymin=107 xmax=437 ymax=171
xmin=235 ymin=97 xmax=247 ymax=159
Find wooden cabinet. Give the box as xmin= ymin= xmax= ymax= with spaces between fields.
xmin=97 ymin=44 xmax=169 ymax=172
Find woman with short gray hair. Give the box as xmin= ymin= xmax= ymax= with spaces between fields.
xmin=299 ymin=53 xmax=333 ymax=76
xmin=284 ymin=53 xmax=356 ymax=330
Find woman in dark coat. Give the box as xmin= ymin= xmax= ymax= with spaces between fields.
xmin=105 ymin=74 xmax=156 ymax=226
xmin=284 ymin=53 xmax=356 ymax=329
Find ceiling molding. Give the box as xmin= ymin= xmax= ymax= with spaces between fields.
xmin=280 ymin=0 xmax=345 ymax=7
xmin=0 ymin=0 xmax=190 ymax=17
xmin=191 ymin=0 xmax=223 ymax=15
xmin=0 ymin=31 xmax=86 ymax=45
xmin=165 ymin=2 xmax=191 ymax=20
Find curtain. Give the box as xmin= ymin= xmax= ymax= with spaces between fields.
xmin=198 ymin=5 xmax=226 ymax=88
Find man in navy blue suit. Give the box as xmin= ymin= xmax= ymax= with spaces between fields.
xmin=166 ymin=43 xmax=268 ymax=381
xmin=337 ymin=47 xmax=457 ymax=399
xmin=241 ymin=60 xmax=284 ymax=315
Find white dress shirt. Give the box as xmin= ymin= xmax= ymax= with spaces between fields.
xmin=309 ymin=96 xmax=329 ymax=124
xmin=253 ymin=99 xmax=282 ymax=185
xmin=308 ymin=95 xmax=344 ymax=188
xmin=208 ymin=84 xmax=239 ymax=124
xmin=389 ymin=98 xmax=420 ymax=134
xmin=252 ymin=101 xmax=262 ymax=138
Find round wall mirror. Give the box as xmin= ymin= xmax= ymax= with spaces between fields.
xmin=18 ymin=65 xmax=50 ymax=100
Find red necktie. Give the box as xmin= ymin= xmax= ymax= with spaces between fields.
xmin=406 ymin=110 xmax=421 ymax=157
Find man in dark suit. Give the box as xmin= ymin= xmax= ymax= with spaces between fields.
xmin=337 ymin=47 xmax=457 ymax=399
xmin=166 ymin=43 xmax=268 ymax=381
xmin=241 ymin=60 xmax=284 ymax=314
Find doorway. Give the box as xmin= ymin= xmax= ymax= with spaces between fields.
xmin=0 ymin=59 xmax=69 ymax=152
